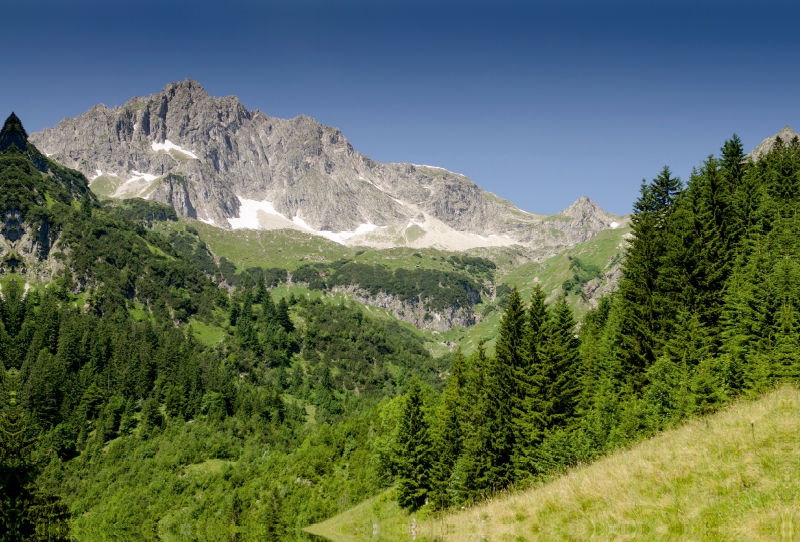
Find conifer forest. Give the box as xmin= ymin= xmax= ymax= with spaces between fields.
xmin=2 ymin=107 xmax=800 ymax=540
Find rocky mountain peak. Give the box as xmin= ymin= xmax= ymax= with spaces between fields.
xmin=748 ymin=126 xmax=800 ymax=161
xmin=560 ymin=196 xmax=599 ymax=219
xmin=556 ymin=195 xmax=620 ymax=228
xmin=162 ymin=79 xmax=210 ymax=100
xmin=30 ymin=80 xmax=623 ymax=253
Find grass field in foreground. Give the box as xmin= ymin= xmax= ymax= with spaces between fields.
xmin=306 ymin=386 xmax=800 ymax=542
xmin=421 ymin=385 xmax=800 ymax=541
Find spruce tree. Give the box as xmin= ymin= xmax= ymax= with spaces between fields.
xmin=448 ymin=342 xmax=492 ymax=504
xmin=255 ymin=276 xmax=268 ymax=306
xmin=691 ymin=357 xmax=724 ymax=415
xmin=720 ymin=134 xmax=749 ymax=245
xmin=543 ymin=296 xmax=582 ymax=430
xmin=0 ymin=370 xmax=70 ymax=541
xmin=276 ymin=297 xmax=294 ymax=333
xmin=642 ymin=355 xmax=687 ymax=429
xmin=493 ymin=288 xmax=530 ymax=481
xmin=80 ymin=191 xmax=93 ymax=218
xmin=660 ymin=156 xmax=732 ymax=359
xmin=512 ymin=284 xmax=548 ymax=478
xmin=396 ymin=380 xmax=433 ymax=510
xmin=430 ymin=348 xmax=466 ymax=509
xmin=614 ymin=166 xmax=681 ymax=391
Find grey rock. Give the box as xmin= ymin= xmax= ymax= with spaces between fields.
xmin=332 ymin=285 xmax=477 ymax=332
xmin=747 ymin=126 xmax=800 ymax=162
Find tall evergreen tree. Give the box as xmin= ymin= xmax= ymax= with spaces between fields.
xmin=448 ymin=342 xmax=492 ymax=504
xmin=0 ymin=370 xmax=70 ymax=541
xmin=614 ymin=166 xmax=682 ymax=391
xmin=396 ymin=380 xmax=433 ymax=510
xmin=543 ymin=297 xmax=582 ymax=430
xmin=512 ymin=284 xmax=549 ymax=477
xmin=276 ymin=297 xmax=294 ymax=334
xmin=430 ymin=349 xmax=466 ymax=509
xmin=492 ymin=288 xmax=530 ymax=481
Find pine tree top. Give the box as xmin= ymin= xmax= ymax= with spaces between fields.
xmin=0 ymin=112 xmax=29 ymax=152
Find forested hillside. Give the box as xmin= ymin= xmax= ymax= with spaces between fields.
xmin=0 ymin=113 xmax=447 ymax=539
xmin=385 ymin=132 xmax=800 ymax=514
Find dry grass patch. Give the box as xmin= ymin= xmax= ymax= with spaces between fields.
xmin=422 ymin=386 xmax=800 ymax=541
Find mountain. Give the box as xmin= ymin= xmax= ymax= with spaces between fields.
xmin=30 ymin=80 xmax=623 ymax=252
xmin=747 ymin=125 xmax=800 ymax=161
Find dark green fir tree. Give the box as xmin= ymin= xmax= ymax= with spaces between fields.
xmin=396 ymin=380 xmax=433 ymax=510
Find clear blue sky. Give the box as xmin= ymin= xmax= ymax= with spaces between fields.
xmin=3 ymin=0 xmax=799 ymax=216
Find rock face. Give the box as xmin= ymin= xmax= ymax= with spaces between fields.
xmin=332 ymin=285 xmax=477 ymax=332
xmin=31 ymin=79 xmax=622 ymax=251
xmin=747 ymin=126 xmax=800 ymax=162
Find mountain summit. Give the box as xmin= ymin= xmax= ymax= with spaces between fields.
xmin=31 ymin=80 xmax=621 ymax=251
xmin=747 ymin=126 xmax=800 ymax=161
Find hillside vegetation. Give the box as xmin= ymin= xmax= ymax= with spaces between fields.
xmin=309 ymin=386 xmax=800 ymax=541
xmin=7 ymin=106 xmax=800 ymax=541
xmin=181 ymin=218 xmax=627 ymax=351
xmin=316 ymin=132 xmax=800 ymax=540
xmin=424 ymin=385 xmax=800 ymax=541
xmin=0 ymin=114 xmax=446 ymax=538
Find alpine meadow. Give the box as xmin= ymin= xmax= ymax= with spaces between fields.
xmin=4 ymin=90 xmax=800 ymax=542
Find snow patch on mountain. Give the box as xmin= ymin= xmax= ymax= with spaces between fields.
xmin=228 ymin=197 xmax=286 ymax=229
xmin=126 ymin=171 xmax=158 ymax=184
xmin=318 ymin=223 xmax=379 ymax=244
xmin=291 ymin=214 xmax=378 ymax=244
xmin=151 ymin=140 xmax=198 ymax=159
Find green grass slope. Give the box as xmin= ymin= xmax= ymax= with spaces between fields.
xmin=406 ymin=385 xmax=800 ymax=541
xmin=303 ymin=488 xmax=415 ymax=542
xmin=166 ymin=219 xmax=629 ymax=358
xmin=308 ymin=386 xmax=800 ymax=542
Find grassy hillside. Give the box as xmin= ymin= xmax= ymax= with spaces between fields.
xmin=306 ymin=386 xmax=800 ymax=541
xmin=187 ymin=221 xmax=355 ymax=270
xmin=303 ymin=489 xmax=415 ymax=542
xmin=177 ymin=219 xmax=629 ymax=359
xmin=400 ymin=385 xmax=799 ymax=541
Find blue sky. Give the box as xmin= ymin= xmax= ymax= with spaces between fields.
xmin=3 ymin=0 xmax=799 ymax=216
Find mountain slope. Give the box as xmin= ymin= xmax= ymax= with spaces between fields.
xmin=310 ymin=386 xmax=800 ymax=542
xmin=0 ymin=112 xmax=93 ymax=281
xmin=0 ymin=113 xmax=449 ymax=538
xmin=30 ymin=80 xmax=622 ymax=252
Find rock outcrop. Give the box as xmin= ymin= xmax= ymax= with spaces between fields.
xmin=0 ymin=113 xmax=91 ymax=282
xmin=333 ymin=285 xmax=477 ymax=332
xmin=747 ymin=126 xmax=800 ymax=162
